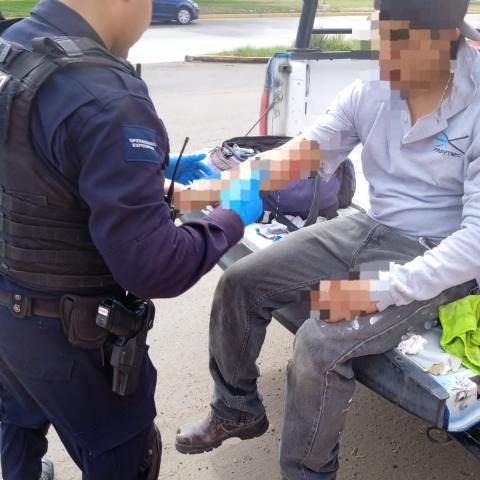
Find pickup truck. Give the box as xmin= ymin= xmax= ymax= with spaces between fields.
xmin=209 ymin=0 xmax=480 ymax=460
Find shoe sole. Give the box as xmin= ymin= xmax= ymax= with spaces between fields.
xmin=175 ymin=417 xmax=269 ymax=455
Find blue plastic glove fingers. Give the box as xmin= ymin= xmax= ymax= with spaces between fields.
xmin=220 ymin=178 xmax=263 ymax=226
xmin=197 ymin=162 xmax=216 ymax=177
xmin=165 ymin=152 xmax=209 ymax=185
xmin=204 ymin=170 xmax=222 ymax=180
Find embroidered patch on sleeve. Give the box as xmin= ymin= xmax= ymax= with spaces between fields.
xmin=122 ymin=125 xmax=163 ymax=164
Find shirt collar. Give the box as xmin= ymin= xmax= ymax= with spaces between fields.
xmin=32 ymin=0 xmax=106 ymax=48
xmin=399 ymin=38 xmax=479 ymax=145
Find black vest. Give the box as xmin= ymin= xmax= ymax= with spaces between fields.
xmin=0 ymin=34 xmax=139 ymax=292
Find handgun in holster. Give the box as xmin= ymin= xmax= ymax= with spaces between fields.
xmin=95 ymin=295 xmax=155 ymax=396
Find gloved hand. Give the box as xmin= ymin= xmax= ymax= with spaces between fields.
xmin=220 ymin=176 xmax=263 ymax=226
xmin=165 ymin=152 xmax=214 ymax=185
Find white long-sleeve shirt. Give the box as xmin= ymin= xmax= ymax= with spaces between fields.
xmin=303 ymin=38 xmax=480 ymax=310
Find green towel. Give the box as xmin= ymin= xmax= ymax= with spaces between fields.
xmin=438 ymin=295 xmax=480 ymax=375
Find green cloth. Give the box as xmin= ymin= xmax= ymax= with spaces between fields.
xmin=438 ymin=295 xmax=480 ymax=375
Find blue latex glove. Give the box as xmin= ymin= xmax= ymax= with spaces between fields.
xmin=220 ymin=177 xmax=263 ymax=226
xmin=165 ymin=152 xmax=214 ymax=185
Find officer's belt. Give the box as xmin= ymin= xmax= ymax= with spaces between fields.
xmin=0 ymin=290 xmax=60 ymax=319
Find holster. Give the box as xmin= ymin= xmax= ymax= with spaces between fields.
xmin=60 ymin=295 xmax=109 ymax=350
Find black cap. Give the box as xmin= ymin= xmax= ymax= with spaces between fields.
xmin=374 ymin=0 xmax=480 ymax=40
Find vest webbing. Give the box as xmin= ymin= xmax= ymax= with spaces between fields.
xmin=0 ymin=35 xmax=139 ymax=292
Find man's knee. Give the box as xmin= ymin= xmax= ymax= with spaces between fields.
xmin=215 ymin=255 xmax=260 ymax=305
xmin=291 ymin=319 xmax=351 ymax=377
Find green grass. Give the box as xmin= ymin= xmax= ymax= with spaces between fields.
xmin=0 ymin=1 xmax=374 ymax=18
xmin=2 ymin=0 xmax=480 ymax=19
xmin=215 ymin=45 xmax=288 ymax=56
xmin=215 ymin=33 xmax=355 ymax=56
xmin=0 ymin=0 xmax=37 ymax=18
xmin=200 ymin=1 xmax=373 ymax=15
xmin=201 ymin=0 xmax=480 ymax=14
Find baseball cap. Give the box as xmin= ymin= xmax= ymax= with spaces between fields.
xmin=374 ymin=0 xmax=480 ymax=41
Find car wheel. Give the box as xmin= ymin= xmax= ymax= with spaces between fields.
xmin=176 ymin=8 xmax=192 ymax=25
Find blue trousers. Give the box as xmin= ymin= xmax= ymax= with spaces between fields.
xmin=0 ymin=305 xmax=157 ymax=480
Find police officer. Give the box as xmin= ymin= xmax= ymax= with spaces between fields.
xmin=0 ymin=0 xmax=262 ymax=479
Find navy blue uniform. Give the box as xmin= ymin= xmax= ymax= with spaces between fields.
xmin=0 ymin=0 xmax=243 ymax=478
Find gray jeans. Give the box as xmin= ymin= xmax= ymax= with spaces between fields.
xmin=208 ymin=213 xmax=473 ymax=480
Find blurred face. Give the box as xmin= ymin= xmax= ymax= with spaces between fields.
xmin=61 ymin=0 xmax=153 ymax=56
xmin=375 ymin=20 xmax=458 ymax=91
xmin=115 ymin=0 xmax=152 ymax=54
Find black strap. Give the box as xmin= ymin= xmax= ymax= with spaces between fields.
xmin=0 ymin=290 xmax=61 ymax=319
xmin=0 ymin=191 xmax=89 ymax=223
xmin=0 ymin=214 xmax=91 ymax=243
xmin=31 ymin=36 xmax=138 ymax=77
xmin=0 ymin=264 xmax=116 ymax=290
xmin=303 ymin=174 xmax=322 ymax=228
xmin=0 ymin=240 xmax=106 ymax=266
xmin=0 ymin=72 xmax=19 ymax=143
xmin=262 ymin=174 xmax=322 ymax=233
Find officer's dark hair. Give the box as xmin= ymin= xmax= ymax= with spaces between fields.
xmin=0 ymin=10 xmax=5 ymax=21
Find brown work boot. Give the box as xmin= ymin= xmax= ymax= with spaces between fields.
xmin=175 ymin=414 xmax=269 ymax=454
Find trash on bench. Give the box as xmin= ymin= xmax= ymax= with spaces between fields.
xmin=397 ymin=334 xmax=428 ymax=355
xmin=255 ymin=216 xmax=326 ymax=241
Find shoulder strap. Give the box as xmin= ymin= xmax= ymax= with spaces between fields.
xmin=0 ymin=35 xmax=138 ymax=143
xmin=31 ymin=36 xmax=139 ymax=77
xmin=0 ymin=37 xmax=58 ymax=143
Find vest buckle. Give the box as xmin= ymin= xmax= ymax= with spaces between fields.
xmin=10 ymin=293 xmax=32 ymax=319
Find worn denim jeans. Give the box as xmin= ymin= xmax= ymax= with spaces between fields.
xmin=208 ymin=213 xmax=474 ymax=480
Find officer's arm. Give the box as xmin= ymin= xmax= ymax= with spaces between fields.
xmin=69 ymin=94 xmax=243 ymax=299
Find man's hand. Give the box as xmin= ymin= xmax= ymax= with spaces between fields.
xmin=165 ymin=152 xmax=214 ymax=185
xmin=310 ymin=280 xmax=379 ymax=323
xmin=220 ymin=137 xmax=322 ymax=191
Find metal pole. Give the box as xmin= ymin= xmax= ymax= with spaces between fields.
xmin=295 ymin=0 xmax=319 ymax=49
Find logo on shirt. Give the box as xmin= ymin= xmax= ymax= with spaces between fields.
xmin=434 ymin=133 xmax=469 ymax=158
xmin=0 ymin=72 xmax=11 ymax=93
xmin=122 ymin=125 xmax=162 ymax=164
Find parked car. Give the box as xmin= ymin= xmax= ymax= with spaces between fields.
xmin=152 ymin=0 xmax=199 ymax=25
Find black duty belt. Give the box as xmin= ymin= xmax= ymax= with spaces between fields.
xmin=0 ymin=290 xmax=60 ymax=319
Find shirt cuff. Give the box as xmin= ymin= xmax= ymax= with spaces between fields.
xmin=370 ymin=270 xmax=396 ymax=311
xmin=206 ymin=207 xmax=244 ymax=246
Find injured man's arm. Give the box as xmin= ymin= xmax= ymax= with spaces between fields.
xmin=172 ymin=136 xmax=322 ymax=213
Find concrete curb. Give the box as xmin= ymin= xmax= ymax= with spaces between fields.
xmin=185 ymin=55 xmax=269 ymax=64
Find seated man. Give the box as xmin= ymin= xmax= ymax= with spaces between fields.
xmin=175 ymin=1 xmax=480 ymax=479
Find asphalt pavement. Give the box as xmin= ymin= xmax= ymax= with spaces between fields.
xmin=45 ymin=62 xmax=479 ymax=479
xmin=128 ymin=14 xmax=480 ymax=64
xmin=128 ymin=15 xmax=370 ymax=64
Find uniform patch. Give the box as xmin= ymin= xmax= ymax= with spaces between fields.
xmin=0 ymin=72 xmax=11 ymax=94
xmin=122 ymin=125 xmax=162 ymax=164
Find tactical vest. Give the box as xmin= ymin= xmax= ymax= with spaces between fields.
xmin=0 ymin=34 xmax=139 ymax=292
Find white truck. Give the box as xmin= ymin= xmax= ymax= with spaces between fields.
xmin=214 ymin=0 xmax=480 ymax=459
